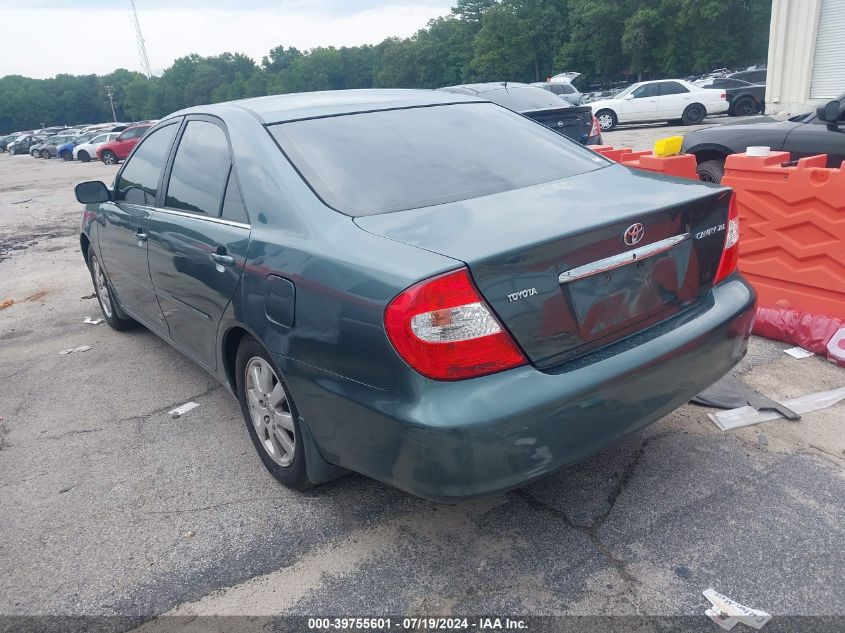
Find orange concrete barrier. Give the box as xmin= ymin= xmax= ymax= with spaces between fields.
xmin=591 ymin=145 xmax=698 ymax=180
xmin=723 ymin=151 xmax=845 ymax=319
xmin=617 ymin=151 xmax=698 ymax=181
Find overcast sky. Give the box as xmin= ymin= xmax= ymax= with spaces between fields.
xmin=0 ymin=1 xmax=451 ymax=78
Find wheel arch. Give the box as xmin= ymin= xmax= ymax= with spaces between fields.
xmin=80 ymin=232 xmax=91 ymax=265
xmin=686 ymin=143 xmax=733 ymax=165
xmin=219 ymin=322 xmax=347 ymax=484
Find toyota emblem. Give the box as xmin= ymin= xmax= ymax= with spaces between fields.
xmin=623 ymin=223 xmax=645 ymax=246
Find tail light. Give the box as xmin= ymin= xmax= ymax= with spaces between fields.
xmin=385 ymin=268 xmax=526 ymax=380
xmin=720 ymin=92 xmax=727 ymax=100
xmin=589 ymin=115 xmax=601 ymax=138
xmin=714 ymin=194 xmax=740 ymax=283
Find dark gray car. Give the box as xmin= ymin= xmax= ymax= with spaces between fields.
xmin=683 ymin=92 xmax=845 ymax=182
xmin=75 ymin=90 xmax=755 ymax=500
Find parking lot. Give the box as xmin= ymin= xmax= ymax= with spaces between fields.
xmin=1 ymin=118 xmax=843 ymax=631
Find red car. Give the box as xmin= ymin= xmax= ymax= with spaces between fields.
xmin=95 ymin=124 xmax=152 ymax=165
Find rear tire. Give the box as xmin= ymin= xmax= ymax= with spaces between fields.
xmin=682 ymin=104 xmax=706 ymax=125
xmin=595 ymin=109 xmax=617 ymax=132
xmin=41 ymin=149 xmax=50 ymax=159
xmin=60 ymin=150 xmax=72 ymax=161
xmin=733 ymin=96 xmax=756 ymax=117
xmin=87 ymin=253 xmax=136 ymax=331
xmin=77 ymin=150 xmax=90 ymax=162
xmin=697 ymin=158 xmax=726 ymax=184
xmin=101 ymin=150 xmax=117 ymax=165
xmin=235 ymin=337 xmax=312 ymax=490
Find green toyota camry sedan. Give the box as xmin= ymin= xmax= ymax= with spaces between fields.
xmin=75 ymin=89 xmax=755 ymax=501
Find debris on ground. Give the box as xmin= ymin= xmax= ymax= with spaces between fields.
xmin=11 ymin=198 xmax=33 ymax=205
xmin=757 ymin=434 xmax=769 ymax=447
xmin=169 ymin=402 xmax=200 ymax=418
xmin=0 ymin=298 xmax=14 ymax=310
xmin=83 ymin=317 xmax=104 ymax=325
xmin=704 ymin=588 xmax=771 ymax=630
xmin=59 ymin=345 xmax=92 ymax=356
xmin=24 ymin=291 xmax=48 ymax=302
xmin=182 ymin=530 xmax=195 ymax=538
xmin=709 ymin=386 xmax=845 ymax=430
xmin=692 ymin=374 xmax=799 ymax=420
xmin=784 ymin=346 xmax=814 ymax=359
xmin=80 ymin=293 xmax=96 ymax=300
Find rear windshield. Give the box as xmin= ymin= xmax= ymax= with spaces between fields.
xmin=477 ymin=87 xmax=572 ymax=111
xmin=269 ymin=102 xmax=605 ymax=216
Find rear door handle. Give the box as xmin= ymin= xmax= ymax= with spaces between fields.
xmin=210 ymin=252 xmax=235 ymax=268
xmin=135 ymin=228 xmax=147 ymax=246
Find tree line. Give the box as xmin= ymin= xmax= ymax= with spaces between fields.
xmin=0 ymin=0 xmax=771 ymax=132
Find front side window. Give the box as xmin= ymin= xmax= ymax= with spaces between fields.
xmin=632 ymin=84 xmax=659 ymax=98
xmin=165 ymin=120 xmax=231 ymax=216
xmin=270 ymin=102 xmax=605 ymax=216
xmin=116 ymin=123 xmax=178 ymax=206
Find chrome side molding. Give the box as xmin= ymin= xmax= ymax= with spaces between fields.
xmin=559 ymin=233 xmax=690 ymax=284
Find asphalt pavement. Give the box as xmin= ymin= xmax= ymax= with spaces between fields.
xmin=0 ymin=122 xmax=843 ymax=632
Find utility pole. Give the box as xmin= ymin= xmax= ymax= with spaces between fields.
xmin=105 ymin=85 xmax=118 ymax=122
xmin=130 ymin=0 xmax=153 ymax=79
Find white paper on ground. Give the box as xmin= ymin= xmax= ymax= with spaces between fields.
xmin=784 ymin=346 xmax=814 ymax=359
xmin=59 ymin=345 xmax=92 ymax=355
xmin=169 ymin=402 xmax=200 ymax=418
xmin=703 ymin=588 xmax=771 ymax=630
xmin=705 ymin=606 xmax=739 ymax=630
xmin=709 ymin=386 xmax=845 ymax=430
xmin=83 ymin=317 xmax=104 ymax=325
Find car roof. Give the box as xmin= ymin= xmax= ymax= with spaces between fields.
xmin=170 ymin=89 xmax=485 ymax=124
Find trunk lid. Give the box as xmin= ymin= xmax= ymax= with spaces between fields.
xmin=522 ymin=105 xmax=594 ymax=144
xmin=356 ymin=165 xmax=733 ymax=368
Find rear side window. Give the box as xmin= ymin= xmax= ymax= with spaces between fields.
xmin=116 ymin=123 xmax=178 ymax=205
xmin=659 ymin=81 xmax=689 ymax=96
xmin=477 ymin=87 xmax=570 ymax=111
xmin=221 ymin=167 xmax=249 ymax=224
xmin=166 ymin=120 xmax=231 ymax=216
xmin=270 ymin=102 xmax=604 ymax=216
xmin=560 ymin=83 xmax=577 ymax=94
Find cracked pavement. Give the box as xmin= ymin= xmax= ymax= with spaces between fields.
xmin=1 ymin=131 xmax=844 ymax=631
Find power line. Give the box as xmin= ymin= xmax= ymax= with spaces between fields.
xmin=130 ymin=0 xmax=153 ymax=79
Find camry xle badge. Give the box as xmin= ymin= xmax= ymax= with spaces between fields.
xmin=507 ymin=288 xmax=538 ymax=302
xmin=623 ymin=223 xmax=645 ymax=246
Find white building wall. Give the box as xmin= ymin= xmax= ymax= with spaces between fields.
xmin=766 ymin=0 xmax=822 ymax=114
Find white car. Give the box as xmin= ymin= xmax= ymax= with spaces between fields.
xmin=589 ymin=79 xmax=729 ymax=131
xmin=72 ymin=132 xmax=120 ymax=162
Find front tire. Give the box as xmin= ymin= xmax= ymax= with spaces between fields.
xmin=101 ymin=150 xmax=117 ymax=165
xmin=77 ymin=150 xmax=90 ymax=162
xmin=682 ymin=104 xmax=706 ymax=125
xmin=235 ymin=337 xmax=312 ymax=490
xmin=595 ymin=109 xmax=617 ymax=132
xmin=697 ymin=158 xmax=726 ymax=184
xmin=88 ymin=253 xmax=136 ymax=331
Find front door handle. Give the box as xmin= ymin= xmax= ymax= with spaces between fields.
xmin=210 ymin=252 xmax=235 ymax=268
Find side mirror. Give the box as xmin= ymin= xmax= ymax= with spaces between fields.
xmin=75 ymin=181 xmax=111 ymax=204
xmin=817 ymin=100 xmax=842 ymax=129
xmin=623 ymin=93 xmax=635 ymax=100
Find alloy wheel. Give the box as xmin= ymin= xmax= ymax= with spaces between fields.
xmin=598 ymin=114 xmax=613 ymax=131
xmin=245 ymin=357 xmax=295 ymax=467
xmin=92 ymin=257 xmax=113 ymax=319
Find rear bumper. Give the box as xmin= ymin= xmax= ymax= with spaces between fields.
xmin=283 ymin=275 xmax=756 ymax=501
